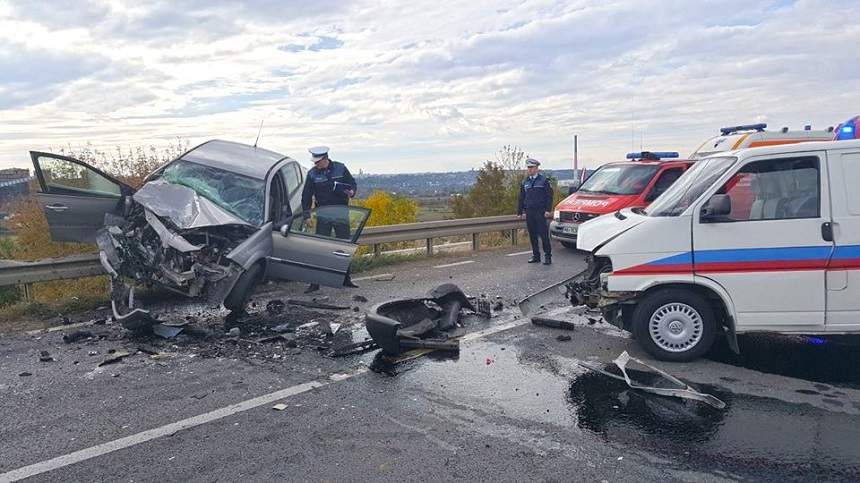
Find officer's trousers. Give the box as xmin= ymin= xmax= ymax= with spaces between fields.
xmin=525 ymin=209 xmax=551 ymax=258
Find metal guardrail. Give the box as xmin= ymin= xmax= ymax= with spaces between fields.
xmin=0 ymin=215 xmax=526 ymax=289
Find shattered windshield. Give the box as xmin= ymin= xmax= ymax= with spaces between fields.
xmin=159 ymin=160 xmax=265 ymax=226
xmin=647 ymin=156 xmax=737 ymax=217
xmin=578 ymin=164 xmax=659 ymax=195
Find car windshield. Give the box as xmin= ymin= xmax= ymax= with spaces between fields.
xmin=159 ymin=160 xmax=266 ymax=225
xmin=577 ymin=164 xmax=659 ymax=195
xmin=647 ymin=156 xmax=737 ymax=217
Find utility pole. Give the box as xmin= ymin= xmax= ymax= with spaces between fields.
xmin=573 ymin=134 xmax=578 ymax=173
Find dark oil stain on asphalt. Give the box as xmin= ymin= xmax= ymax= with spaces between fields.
xmin=569 ymin=368 xmax=860 ymax=481
xmin=388 ymin=339 xmax=860 ymax=481
xmin=708 ymin=333 xmax=860 ymax=389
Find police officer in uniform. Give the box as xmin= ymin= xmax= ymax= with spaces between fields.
xmin=301 ymin=146 xmax=359 ymax=292
xmin=517 ymin=158 xmax=553 ymax=265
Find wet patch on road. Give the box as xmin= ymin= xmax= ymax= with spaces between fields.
xmin=569 ymin=370 xmax=860 ymax=481
xmin=708 ymin=334 xmax=860 ymax=389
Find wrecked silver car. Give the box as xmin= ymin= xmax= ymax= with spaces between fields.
xmin=31 ymin=140 xmax=370 ymax=328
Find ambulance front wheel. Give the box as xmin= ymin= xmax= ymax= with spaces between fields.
xmin=632 ymin=288 xmax=717 ymax=362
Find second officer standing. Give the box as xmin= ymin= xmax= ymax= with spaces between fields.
xmin=517 ymin=158 xmax=553 ymax=265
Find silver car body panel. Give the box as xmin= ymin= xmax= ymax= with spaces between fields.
xmin=133 ymin=180 xmax=251 ymax=229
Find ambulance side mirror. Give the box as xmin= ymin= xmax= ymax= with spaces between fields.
xmin=701 ymin=194 xmax=732 ymax=222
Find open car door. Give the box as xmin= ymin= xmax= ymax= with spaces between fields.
xmin=268 ymin=205 xmax=370 ymax=288
xmin=31 ymin=152 xmax=135 ymax=243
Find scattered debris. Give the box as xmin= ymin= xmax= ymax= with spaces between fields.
xmin=492 ymin=301 xmax=505 ymax=312
xmin=98 ymin=351 xmax=132 ymax=367
xmin=577 ymin=351 xmax=726 ymax=409
xmin=257 ymin=334 xmax=297 ymax=346
xmin=88 ymin=350 xmax=99 ymax=356
xmin=373 ymin=274 xmax=396 ymax=282
xmin=266 ymin=300 xmax=286 ymax=315
xmin=19 ymin=372 xmax=32 ymax=377
xmin=331 ymin=339 xmax=378 ymax=357
xmin=485 ymin=357 xmax=494 ymax=365
xmin=39 ymin=351 xmax=54 ymax=362
xmin=587 ymin=317 xmax=599 ymax=325
xmin=272 ymin=403 xmax=288 ymax=411
xmin=365 ymin=284 xmax=475 ymax=356
xmin=137 ymin=345 xmax=160 ymax=356
xmin=556 ymin=334 xmax=572 ymax=342
xmin=474 ymin=294 xmax=492 ymax=318
xmin=531 ymin=316 xmax=576 ymax=331
xmin=191 ymin=392 xmax=209 ymax=400
xmin=63 ymin=330 xmax=94 ymax=344
xmin=272 ymin=323 xmax=294 ymax=333
xmin=287 ymin=299 xmax=350 ymax=311
xmin=226 ymin=327 xmax=240 ymax=338
xmin=352 ymin=295 xmax=368 ymax=303
xmin=152 ymin=323 xmax=184 ymax=339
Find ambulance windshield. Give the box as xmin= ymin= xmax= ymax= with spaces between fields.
xmin=577 ymin=164 xmax=659 ymax=195
xmin=647 ymin=156 xmax=737 ymax=217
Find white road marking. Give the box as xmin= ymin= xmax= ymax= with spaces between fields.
xmin=351 ymin=273 xmax=395 ymax=282
xmin=433 ymin=260 xmax=475 ymax=269
xmin=505 ymin=250 xmax=533 ymax=257
xmin=0 ymin=309 xmax=552 ymax=482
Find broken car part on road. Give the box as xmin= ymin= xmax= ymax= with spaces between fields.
xmin=578 ymin=351 xmax=726 ymax=409
xmin=365 ymin=283 xmax=476 ymax=356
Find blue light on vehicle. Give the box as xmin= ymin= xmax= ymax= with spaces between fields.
xmin=835 ymin=116 xmax=859 ymax=140
xmin=626 ymin=151 xmax=680 ymax=160
xmin=806 ymin=336 xmax=827 ymax=345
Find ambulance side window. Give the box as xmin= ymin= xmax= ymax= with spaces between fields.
xmin=712 ymin=156 xmax=820 ymax=222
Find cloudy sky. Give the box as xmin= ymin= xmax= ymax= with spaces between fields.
xmin=1 ymin=0 xmax=858 ymax=173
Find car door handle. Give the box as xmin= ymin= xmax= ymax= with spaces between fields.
xmin=46 ymin=204 xmax=69 ymax=212
xmin=332 ymin=251 xmax=351 ymax=258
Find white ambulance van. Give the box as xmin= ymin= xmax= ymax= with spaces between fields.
xmin=572 ymin=139 xmax=860 ymax=361
xmin=690 ymin=123 xmax=834 ymax=160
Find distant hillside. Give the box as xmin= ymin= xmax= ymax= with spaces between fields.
xmin=356 ymin=169 xmax=582 ymax=197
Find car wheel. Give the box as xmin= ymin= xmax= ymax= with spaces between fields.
xmin=223 ymin=262 xmax=263 ymax=313
xmin=561 ymin=241 xmax=577 ymax=250
xmin=632 ymin=288 xmax=716 ymax=362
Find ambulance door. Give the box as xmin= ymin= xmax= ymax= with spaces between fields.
xmin=825 ymin=149 xmax=860 ymax=329
xmin=693 ymin=152 xmax=832 ymax=331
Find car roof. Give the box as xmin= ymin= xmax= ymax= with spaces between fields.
xmin=180 ymin=139 xmax=293 ymax=180
xmin=727 ymin=138 xmax=860 ymax=159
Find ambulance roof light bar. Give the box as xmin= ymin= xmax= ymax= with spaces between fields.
xmin=626 ymin=151 xmax=679 ymax=160
xmin=720 ymin=123 xmax=767 ymax=135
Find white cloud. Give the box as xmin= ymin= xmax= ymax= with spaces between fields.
xmin=0 ymin=0 xmax=858 ymax=173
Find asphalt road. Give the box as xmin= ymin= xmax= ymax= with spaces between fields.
xmin=2 ymin=242 xmax=860 ymax=482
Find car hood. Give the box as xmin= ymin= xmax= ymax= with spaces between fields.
xmin=576 ymin=208 xmax=648 ymax=252
xmin=556 ymin=193 xmax=639 ymax=214
xmin=133 ymin=180 xmax=252 ymax=230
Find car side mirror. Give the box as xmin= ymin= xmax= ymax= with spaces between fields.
xmin=280 ymin=224 xmax=289 ymax=237
xmin=701 ymin=194 xmax=731 ymax=222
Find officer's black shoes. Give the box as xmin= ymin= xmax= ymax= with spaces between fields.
xmin=543 ymin=255 xmax=552 ymax=265
xmin=528 ymin=256 xmax=541 ymax=263
xmin=304 ymin=283 xmax=320 ymax=294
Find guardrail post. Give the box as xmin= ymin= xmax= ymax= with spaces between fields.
xmin=511 ymin=229 xmax=518 ymax=246
xmin=471 ymin=233 xmax=479 ymax=251
xmin=21 ymin=283 xmax=33 ymax=303
xmin=373 ymin=243 xmax=381 ymax=257
xmin=426 ymin=238 xmax=433 ymax=256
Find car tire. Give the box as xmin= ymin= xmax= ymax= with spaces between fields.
xmin=223 ymin=262 xmax=263 ymax=313
xmin=631 ymin=288 xmax=716 ymax=362
xmin=561 ymin=241 xmax=577 ymax=250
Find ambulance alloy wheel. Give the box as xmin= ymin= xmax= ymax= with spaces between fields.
xmin=632 ymin=288 xmax=716 ymax=362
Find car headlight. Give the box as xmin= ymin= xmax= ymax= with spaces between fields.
xmin=553 ymin=210 xmax=560 ymax=221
